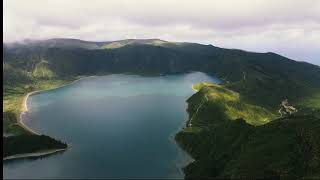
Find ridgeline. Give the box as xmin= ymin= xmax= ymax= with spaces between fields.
xmin=3 ymin=38 xmax=320 ymax=177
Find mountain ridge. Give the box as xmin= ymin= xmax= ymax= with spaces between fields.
xmin=5 ymin=38 xmax=319 ymax=67
xmin=4 ymin=38 xmax=320 ymax=110
xmin=3 ymin=38 xmax=320 ymax=178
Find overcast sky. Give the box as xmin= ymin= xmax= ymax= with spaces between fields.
xmin=4 ymin=0 xmax=320 ymax=65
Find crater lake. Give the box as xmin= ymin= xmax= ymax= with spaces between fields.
xmin=4 ymin=72 xmax=221 ymax=179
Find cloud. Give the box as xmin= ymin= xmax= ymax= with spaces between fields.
xmin=3 ymin=0 xmax=320 ymax=65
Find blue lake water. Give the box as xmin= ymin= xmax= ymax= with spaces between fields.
xmin=3 ymin=72 xmax=221 ymax=179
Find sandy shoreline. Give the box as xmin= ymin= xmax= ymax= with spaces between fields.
xmin=18 ymin=76 xmax=96 ymax=135
xmin=19 ymin=91 xmax=43 ymax=135
xmin=9 ymin=76 xmax=95 ymax=160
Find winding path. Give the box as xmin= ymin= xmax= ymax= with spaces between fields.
xmin=188 ymin=95 xmax=208 ymax=127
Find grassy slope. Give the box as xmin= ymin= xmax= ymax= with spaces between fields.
xmin=176 ymin=83 xmax=320 ymax=179
xmin=300 ymin=92 xmax=320 ymax=109
xmin=191 ymin=83 xmax=276 ymax=126
xmin=3 ymin=64 xmax=76 ymax=158
xmin=32 ymin=60 xmax=57 ymax=78
xmin=3 ymin=78 xmax=74 ymax=135
xmin=4 ymin=39 xmax=320 ymax=175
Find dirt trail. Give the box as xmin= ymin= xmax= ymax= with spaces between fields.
xmin=188 ymin=95 xmax=208 ymax=127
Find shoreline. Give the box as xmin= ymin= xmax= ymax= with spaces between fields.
xmin=18 ymin=75 xmax=96 ymax=135
xmin=3 ymin=146 xmax=71 ymax=161
xmin=191 ymin=84 xmax=199 ymax=92
xmin=169 ymin=85 xmax=199 ymax=176
xmin=9 ymin=76 xmax=95 ymax=160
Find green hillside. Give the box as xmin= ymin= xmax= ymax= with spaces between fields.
xmin=176 ymin=83 xmax=320 ymax=179
xmin=3 ymin=38 xmax=320 ymax=177
xmin=5 ymin=39 xmax=320 ymax=110
xmin=190 ymin=83 xmax=276 ymax=126
xmin=32 ymin=60 xmax=56 ymax=78
xmin=3 ymin=61 xmax=75 ymax=157
xmin=4 ymin=135 xmax=67 ymax=158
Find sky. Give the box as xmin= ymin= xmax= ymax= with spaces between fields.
xmin=3 ymin=0 xmax=320 ymax=65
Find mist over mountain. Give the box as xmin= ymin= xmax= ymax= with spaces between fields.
xmin=4 ymin=38 xmax=320 ymax=108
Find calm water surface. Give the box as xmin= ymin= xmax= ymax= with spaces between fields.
xmin=4 ymin=72 xmax=221 ymax=179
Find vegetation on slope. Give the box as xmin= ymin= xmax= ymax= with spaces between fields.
xmin=299 ymin=92 xmax=320 ymax=109
xmin=191 ymin=83 xmax=275 ymax=126
xmin=3 ymin=38 xmax=320 ymax=177
xmin=176 ymin=83 xmax=320 ymax=179
xmin=3 ymin=70 xmax=74 ymax=135
xmin=5 ymin=39 xmax=320 ymax=110
xmin=32 ymin=60 xmax=56 ymax=78
xmin=3 ymin=64 xmax=75 ymax=157
xmin=3 ymin=135 xmax=67 ymax=158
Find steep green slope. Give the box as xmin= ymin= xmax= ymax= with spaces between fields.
xmin=5 ymin=39 xmax=320 ymax=111
xmin=176 ymin=83 xmax=320 ymax=179
xmin=4 ymin=135 xmax=67 ymax=158
xmin=3 ymin=63 xmax=75 ymax=158
xmin=3 ymin=38 xmax=320 ymax=176
xmin=3 ymin=63 xmax=31 ymax=86
xmin=3 ymin=74 xmax=74 ymax=135
xmin=32 ymin=60 xmax=56 ymax=78
xmin=190 ymin=83 xmax=276 ymax=126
